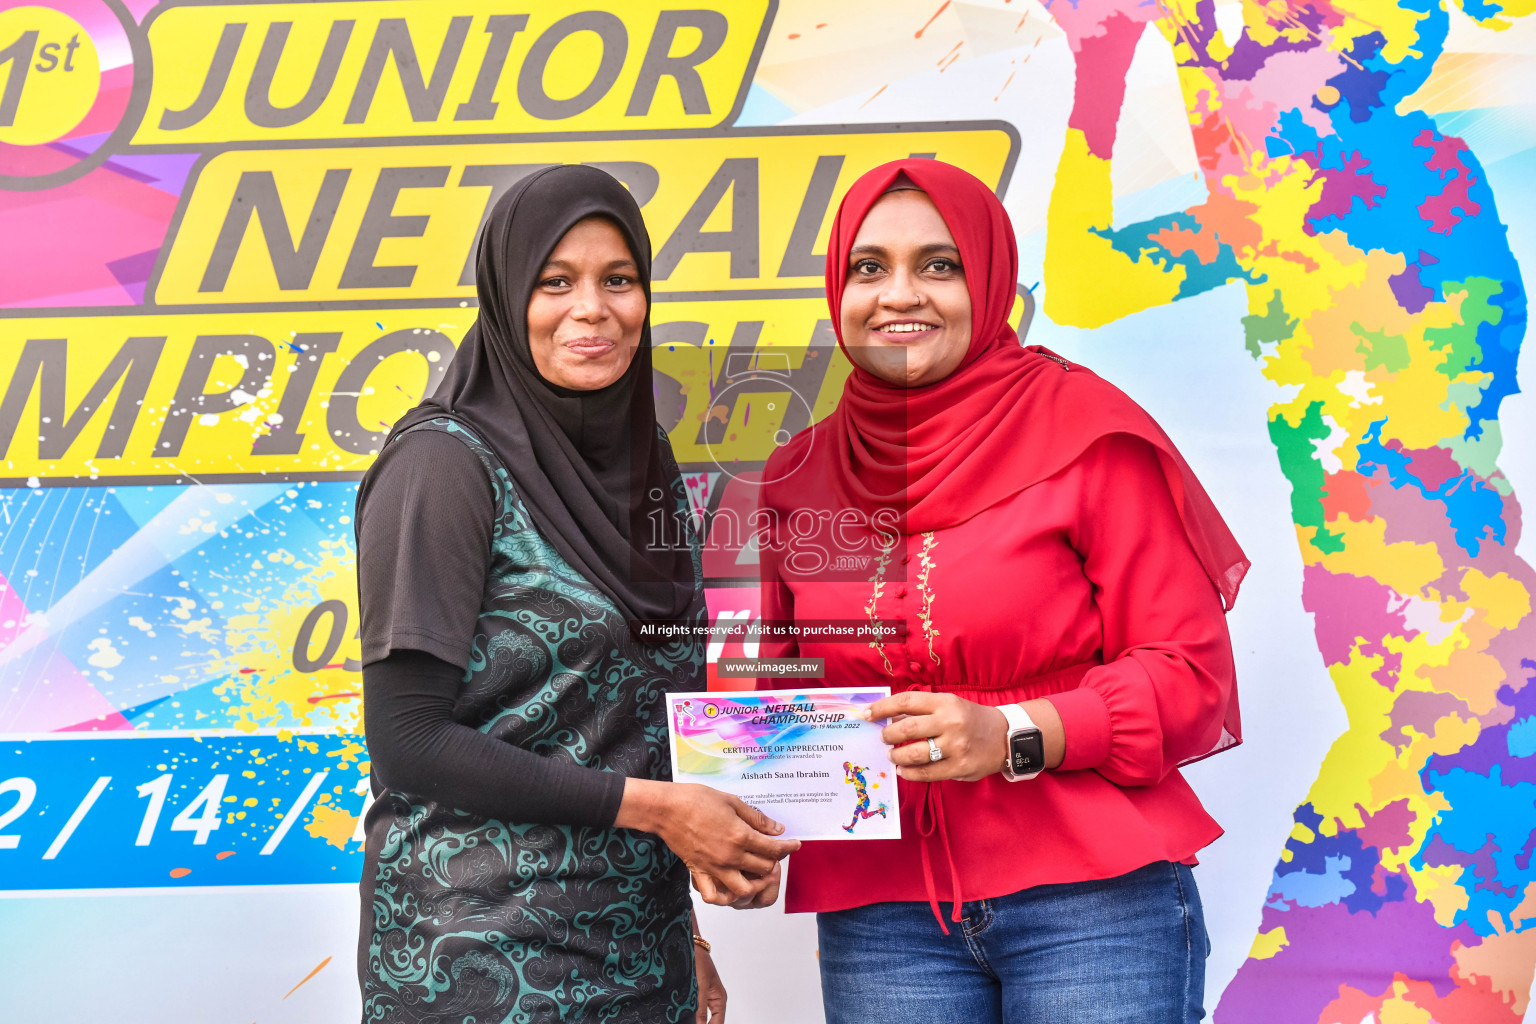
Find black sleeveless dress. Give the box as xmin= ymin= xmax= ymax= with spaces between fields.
xmin=358 ymin=419 xmax=706 ymax=1023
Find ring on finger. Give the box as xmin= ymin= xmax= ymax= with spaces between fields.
xmin=926 ymin=737 xmax=943 ymax=762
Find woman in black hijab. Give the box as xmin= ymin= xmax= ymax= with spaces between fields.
xmin=354 ymin=165 xmax=796 ymax=1023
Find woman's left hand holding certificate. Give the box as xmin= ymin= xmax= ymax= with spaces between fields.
xmin=867 ymin=689 xmax=1066 ymax=782
xmin=728 ymin=860 xmax=782 ymax=909
xmin=614 ymin=778 xmax=801 ymax=906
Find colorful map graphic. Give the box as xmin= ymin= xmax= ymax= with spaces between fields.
xmin=1042 ymin=0 xmax=1536 ymax=1016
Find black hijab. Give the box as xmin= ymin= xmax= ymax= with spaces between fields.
xmin=360 ymin=164 xmax=698 ymax=628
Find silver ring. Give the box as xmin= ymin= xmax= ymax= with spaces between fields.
xmin=927 ymin=737 xmax=943 ymax=762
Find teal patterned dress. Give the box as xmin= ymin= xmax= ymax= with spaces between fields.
xmin=359 ymin=419 xmax=706 ymax=1023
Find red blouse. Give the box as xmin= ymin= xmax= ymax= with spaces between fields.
xmin=756 ymin=433 xmax=1237 ymax=926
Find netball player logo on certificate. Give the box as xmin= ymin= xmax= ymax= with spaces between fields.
xmin=665 ymin=688 xmax=900 ymax=841
xmin=840 ymin=761 xmax=889 ymax=834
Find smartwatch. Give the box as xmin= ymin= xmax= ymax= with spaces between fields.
xmin=997 ymin=703 xmax=1046 ymax=781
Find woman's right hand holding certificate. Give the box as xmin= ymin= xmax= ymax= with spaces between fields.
xmin=616 ymin=779 xmax=800 ymax=906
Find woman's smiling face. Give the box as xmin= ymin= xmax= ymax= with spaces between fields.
xmin=839 ymin=189 xmax=973 ymax=388
xmin=526 ymin=216 xmax=646 ymax=391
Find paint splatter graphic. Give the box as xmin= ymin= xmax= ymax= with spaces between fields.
xmin=1 ymin=482 xmax=365 ymax=735
xmin=1042 ymin=0 xmax=1536 ymax=1016
xmin=0 ymin=482 xmax=371 ymax=886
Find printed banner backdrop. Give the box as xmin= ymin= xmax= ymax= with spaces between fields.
xmin=1 ymin=0 xmax=1534 ymax=1020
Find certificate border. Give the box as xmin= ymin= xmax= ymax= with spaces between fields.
xmin=665 ymin=687 xmax=900 ymax=841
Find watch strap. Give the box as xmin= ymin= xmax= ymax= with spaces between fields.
xmin=997 ymin=702 xmax=1044 ymax=781
xmin=997 ymin=702 xmax=1036 ymax=735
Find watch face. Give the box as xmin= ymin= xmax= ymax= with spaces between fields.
xmin=1010 ymin=729 xmax=1045 ymax=775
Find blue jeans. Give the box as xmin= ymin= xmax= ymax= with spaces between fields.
xmin=817 ymin=861 xmax=1209 ymax=1024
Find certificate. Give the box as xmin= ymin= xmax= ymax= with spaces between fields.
xmin=666 ymin=688 xmax=900 ymax=841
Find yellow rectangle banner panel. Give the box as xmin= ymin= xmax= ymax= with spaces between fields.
xmin=131 ymin=0 xmax=774 ymax=144
xmin=0 ymin=298 xmax=854 ymax=484
xmin=150 ymin=124 xmax=1019 ymax=304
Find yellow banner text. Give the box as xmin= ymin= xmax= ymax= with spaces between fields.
xmin=152 ymin=125 xmax=1018 ymax=303
xmin=131 ymin=0 xmax=773 ymax=144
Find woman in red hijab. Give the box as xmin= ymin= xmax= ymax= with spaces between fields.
xmin=755 ymin=159 xmax=1248 ymax=1023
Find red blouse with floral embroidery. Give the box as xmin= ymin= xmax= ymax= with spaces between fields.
xmin=756 ymin=432 xmax=1237 ymax=924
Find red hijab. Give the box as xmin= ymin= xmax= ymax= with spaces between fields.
xmin=767 ymin=158 xmax=1248 ymax=751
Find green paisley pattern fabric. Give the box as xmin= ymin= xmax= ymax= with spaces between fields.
xmin=360 ymin=419 xmax=706 ymax=1024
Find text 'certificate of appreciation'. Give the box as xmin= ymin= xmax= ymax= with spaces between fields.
xmin=666 ymin=688 xmax=900 ymax=841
